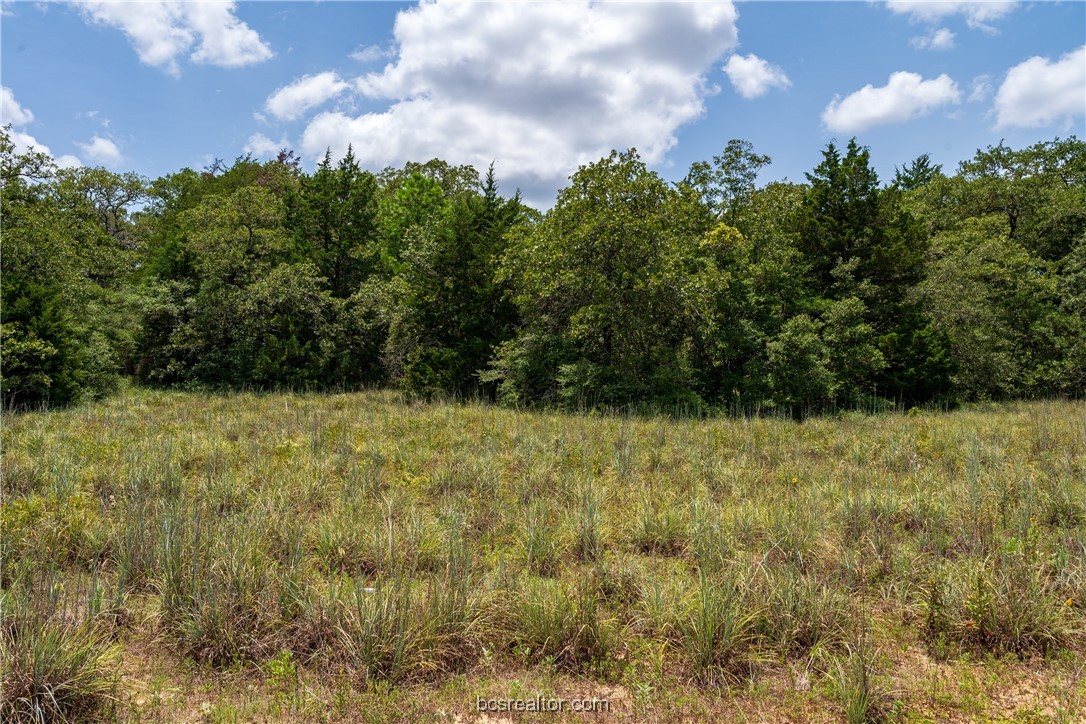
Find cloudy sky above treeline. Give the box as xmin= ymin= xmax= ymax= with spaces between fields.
xmin=2 ymin=1 xmax=1083 ymax=206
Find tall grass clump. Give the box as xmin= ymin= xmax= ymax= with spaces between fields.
xmin=159 ymin=513 xmax=277 ymax=665
xmin=689 ymin=500 xmax=732 ymax=573
xmin=0 ymin=584 xmax=121 ymax=723
xmin=336 ymin=574 xmax=481 ymax=685
xmin=676 ymin=570 xmax=760 ymax=685
xmin=572 ymin=484 xmax=604 ymax=562
xmin=337 ymin=577 xmax=419 ymax=685
xmin=506 ymin=577 xmax=619 ymax=673
xmin=927 ymin=552 xmax=1079 ymax=655
xmin=631 ymin=496 xmax=688 ymax=555
xmin=520 ymin=501 xmax=562 ymax=576
xmin=754 ymin=566 xmax=851 ymax=657
xmin=827 ymin=638 xmax=891 ymax=724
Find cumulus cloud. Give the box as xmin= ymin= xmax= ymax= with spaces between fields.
xmin=994 ymin=45 xmax=1086 ymax=129
xmin=723 ymin=53 xmax=791 ymax=98
xmin=265 ymin=72 xmax=349 ymax=122
xmin=886 ymin=1 xmax=1017 ymax=30
xmin=244 ymin=132 xmax=287 ymax=158
xmin=300 ymin=0 xmax=739 ymax=205
xmin=822 ymin=71 xmax=961 ymax=133
xmin=76 ymin=135 xmax=123 ymax=166
xmin=1 ymin=85 xmax=35 ymax=125
xmin=54 ymin=154 xmax=84 ymax=169
xmin=2 ymin=86 xmax=82 ymax=167
xmin=7 ymin=128 xmax=82 ymax=168
xmin=910 ymin=27 xmax=955 ymax=51
xmin=71 ymin=0 xmax=272 ymax=76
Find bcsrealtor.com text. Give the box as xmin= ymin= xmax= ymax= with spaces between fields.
xmin=476 ymin=696 xmax=611 ymax=713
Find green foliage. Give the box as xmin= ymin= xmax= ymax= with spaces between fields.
xmin=488 ymin=149 xmax=704 ymax=408
xmin=796 ymin=139 xmax=941 ymax=405
xmin=5 ymin=124 xmax=1084 ymax=410
xmin=765 ymin=315 xmax=836 ymax=412
xmin=1 ymin=280 xmax=86 ymax=408
xmin=907 ymin=137 xmax=1086 ymax=399
xmin=956 ymin=137 xmax=1086 ymax=261
xmin=289 ymin=147 xmax=379 ymax=297
xmin=923 ymin=218 xmax=1069 ymax=399
xmin=1 ymin=128 xmax=141 ymax=408
xmin=133 ymin=155 xmax=386 ymax=389
xmin=384 ymin=166 xmax=525 ymax=397
xmin=892 ymin=152 xmax=942 ymax=191
xmin=685 ymin=138 xmax=771 ymax=224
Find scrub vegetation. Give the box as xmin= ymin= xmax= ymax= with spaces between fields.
xmin=2 ymin=390 xmax=1083 ymax=720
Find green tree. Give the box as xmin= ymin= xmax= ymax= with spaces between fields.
xmin=685 ymin=139 xmax=771 ymax=225
xmin=0 ymin=127 xmax=143 ymax=406
xmin=385 ymin=165 xmax=526 ymax=397
xmin=1058 ymin=237 xmax=1086 ymax=395
xmin=765 ymin=315 xmax=835 ymax=414
xmin=488 ymin=149 xmax=701 ymax=408
xmin=956 ymin=137 xmax=1086 ymax=261
xmin=892 ymin=153 xmax=943 ymax=191
xmin=921 ymin=217 xmax=1068 ymax=399
xmin=1 ymin=280 xmax=85 ymax=408
xmin=289 ymin=147 xmax=379 ymax=298
xmin=234 ymin=263 xmax=336 ymax=388
xmin=377 ymin=171 xmax=449 ymax=271
xmin=798 ymin=139 xmax=941 ymax=402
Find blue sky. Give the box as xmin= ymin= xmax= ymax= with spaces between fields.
xmin=2 ymin=1 xmax=1084 ymax=207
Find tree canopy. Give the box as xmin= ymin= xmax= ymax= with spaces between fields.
xmin=3 ymin=125 xmax=1083 ymax=414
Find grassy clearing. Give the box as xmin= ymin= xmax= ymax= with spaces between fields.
xmin=2 ymin=389 xmax=1084 ymax=721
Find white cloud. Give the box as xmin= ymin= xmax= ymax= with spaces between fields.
xmin=910 ymin=27 xmax=955 ymax=51
xmin=244 ymin=132 xmax=287 ymax=158
xmin=2 ymin=86 xmax=83 ymax=167
xmin=968 ymin=75 xmax=992 ymax=103
xmin=1 ymin=85 xmax=34 ymax=125
xmin=994 ymin=45 xmax=1086 ymax=129
xmin=75 ymin=135 xmax=123 ymax=166
xmin=300 ymin=1 xmax=739 ymax=205
xmin=723 ymin=53 xmax=791 ymax=98
xmin=183 ymin=2 xmax=273 ymax=68
xmin=54 ymin=154 xmax=84 ymax=169
xmin=265 ymin=72 xmax=349 ymax=122
xmin=6 ymin=128 xmax=82 ymax=168
xmin=822 ymin=71 xmax=961 ymax=133
xmin=350 ymin=45 xmax=391 ymax=63
xmin=71 ymin=0 xmax=272 ymax=76
xmin=886 ymin=1 xmax=1017 ymax=30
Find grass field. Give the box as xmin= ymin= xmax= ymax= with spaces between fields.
xmin=2 ymin=389 xmax=1084 ymax=722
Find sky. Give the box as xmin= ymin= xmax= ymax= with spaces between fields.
xmin=2 ymin=0 xmax=1084 ymax=208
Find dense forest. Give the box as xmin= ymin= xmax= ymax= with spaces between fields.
xmin=2 ymin=127 xmax=1084 ymax=414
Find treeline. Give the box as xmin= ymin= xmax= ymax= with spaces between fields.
xmin=2 ymin=128 xmax=1084 ymax=413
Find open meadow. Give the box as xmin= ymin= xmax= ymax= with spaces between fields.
xmin=2 ymin=390 xmax=1085 ymax=722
